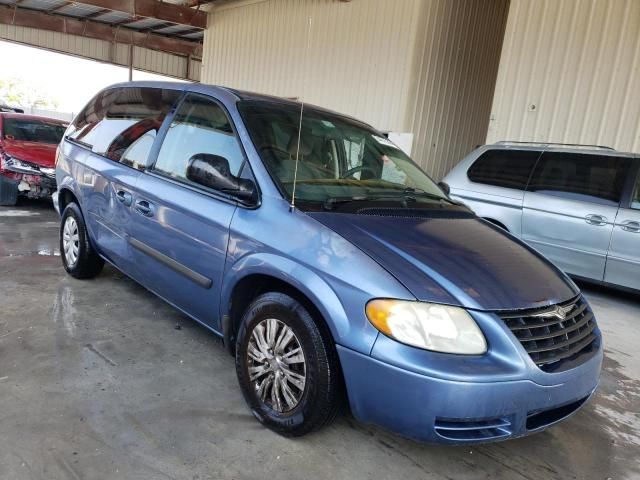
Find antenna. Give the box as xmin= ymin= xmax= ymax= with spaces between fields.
xmin=290 ymin=16 xmax=313 ymax=212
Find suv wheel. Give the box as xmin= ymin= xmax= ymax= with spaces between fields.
xmin=235 ymin=292 xmax=342 ymax=436
xmin=60 ymin=202 xmax=104 ymax=279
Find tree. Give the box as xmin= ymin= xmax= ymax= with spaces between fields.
xmin=0 ymin=77 xmax=60 ymax=109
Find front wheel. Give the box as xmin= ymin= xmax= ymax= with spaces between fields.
xmin=60 ymin=202 xmax=104 ymax=279
xmin=235 ymin=292 xmax=342 ymax=437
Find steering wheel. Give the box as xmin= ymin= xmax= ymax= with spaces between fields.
xmin=341 ymin=165 xmax=377 ymax=179
xmin=259 ymin=144 xmax=292 ymax=159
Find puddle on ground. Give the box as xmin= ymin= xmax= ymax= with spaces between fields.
xmin=592 ymin=352 xmax=640 ymax=447
xmin=51 ymin=284 xmax=78 ymax=338
xmin=0 ymin=210 xmax=41 ymax=217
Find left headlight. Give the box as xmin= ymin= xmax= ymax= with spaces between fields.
xmin=366 ymin=299 xmax=487 ymax=354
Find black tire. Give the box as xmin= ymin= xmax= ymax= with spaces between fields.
xmin=60 ymin=202 xmax=104 ymax=279
xmin=235 ymin=292 xmax=342 ymax=437
xmin=0 ymin=176 xmax=18 ymax=206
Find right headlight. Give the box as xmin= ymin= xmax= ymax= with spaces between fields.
xmin=366 ymin=299 xmax=487 ymax=354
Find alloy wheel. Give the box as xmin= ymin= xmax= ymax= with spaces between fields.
xmin=247 ymin=318 xmax=307 ymax=413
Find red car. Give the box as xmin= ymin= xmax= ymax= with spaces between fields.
xmin=0 ymin=113 xmax=68 ymax=206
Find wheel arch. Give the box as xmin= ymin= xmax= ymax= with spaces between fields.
xmin=483 ymin=217 xmax=509 ymax=232
xmin=220 ymin=254 xmax=349 ymax=357
xmin=58 ymin=187 xmax=80 ymax=214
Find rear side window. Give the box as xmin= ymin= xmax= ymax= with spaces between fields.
xmin=67 ymin=87 xmax=180 ymax=169
xmin=467 ymin=150 xmax=539 ymax=190
xmin=527 ymin=152 xmax=632 ymax=206
xmin=630 ymin=171 xmax=640 ymax=210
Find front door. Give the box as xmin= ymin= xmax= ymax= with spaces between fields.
xmin=521 ymin=152 xmax=632 ymax=281
xmin=129 ymin=93 xmax=246 ymax=330
xmin=605 ymin=165 xmax=640 ymax=290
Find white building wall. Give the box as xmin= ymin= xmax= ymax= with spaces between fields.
xmin=202 ymin=0 xmax=422 ymax=134
xmin=409 ymin=0 xmax=509 ymax=179
xmin=487 ymin=0 xmax=640 ymax=153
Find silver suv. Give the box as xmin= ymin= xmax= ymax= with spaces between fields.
xmin=442 ymin=142 xmax=640 ymax=292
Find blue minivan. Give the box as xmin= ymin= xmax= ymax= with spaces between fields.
xmin=54 ymin=82 xmax=602 ymax=444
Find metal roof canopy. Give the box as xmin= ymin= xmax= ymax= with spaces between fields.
xmin=0 ymin=0 xmax=210 ymax=59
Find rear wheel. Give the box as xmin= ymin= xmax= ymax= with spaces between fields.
xmin=60 ymin=202 xmax=104 ymax=279
xmin=235 ymin=292 xmax=342 ymax=437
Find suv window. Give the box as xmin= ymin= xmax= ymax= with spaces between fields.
xmin=631 ymin=172 xmax=640 ymax=210
xmin=467 ymin=150 xmax=539 ymax=190
xmin=153 ymin=93 xmax=245 ymax=181
xmin=527 ymin=152 xmax=632 ymax=206
xmin=67 ymin=87 xmax=179 ymax=169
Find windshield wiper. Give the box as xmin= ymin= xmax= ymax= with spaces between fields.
xmin=395 ymin=187 xmax=454 ymax=204
xmin=322 ymin=188 xmax=453 ymax=211
xmin=323 ymin=196 xmax=371 ymax=210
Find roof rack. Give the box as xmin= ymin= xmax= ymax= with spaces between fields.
xmin=495 ymin=141 xmax=615 ymax=151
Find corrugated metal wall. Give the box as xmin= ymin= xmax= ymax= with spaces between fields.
xmin=0 ymin=24 xmax=201 ymax=81
xmin=487 ymin=0 xmax=640 ymax=153
xmin=202 ymin=0 xmax=423 ymax=133
xmin=201 ymin=0 xmax=508 ymax=177
xmin=409 ymin=0 xmax=510 ymax=179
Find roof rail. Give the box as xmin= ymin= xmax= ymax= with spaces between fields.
xmin=495 ymin=141 xmax=615 ymax=151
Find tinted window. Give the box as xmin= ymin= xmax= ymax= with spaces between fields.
xmin=67 ymin=87 xmax=179 ymax=169
xmin=153 ymin=93 xmax=244 ymax=181
xmin=3 ymin=118 xmax=66 ymax=144
xmin=631 ymin=172 xmax=640 ymax=210
xmin=527 ymin=152 xmax=632 ymax=206
xmin=467 ymin=150 xmax=539 ymax=189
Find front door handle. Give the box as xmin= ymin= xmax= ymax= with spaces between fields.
xmin=585 ymin=214 xmax=607 ymax=226
xmin=134 ymin=199 xmax=155 ymax=217
xmin=115 ymin=190 xmax=132 ymax=207
xmin=621 ymin=220 xmax=640 ymax=233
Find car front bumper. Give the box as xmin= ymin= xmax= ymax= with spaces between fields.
xmin=337 ymin=341 xmax=602 ymax=444
xmin=52 ymin=190 xmax=60 ymax=214
xmin=0 ymin=170 xmax=56 ymax=200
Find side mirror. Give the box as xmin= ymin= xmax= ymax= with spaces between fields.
xmin=438 ymin=181 xmax=450 ymax=196
xmin=186 ymin=153 xmax=257 ymax=204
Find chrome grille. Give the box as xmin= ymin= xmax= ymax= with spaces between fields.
xmin=500 ymin=296 xmax=598 ymax=371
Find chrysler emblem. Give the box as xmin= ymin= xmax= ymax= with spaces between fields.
xmin=531 ymin=304 xmax=574 ymax=320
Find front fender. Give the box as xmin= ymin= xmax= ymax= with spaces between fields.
xmin=221 ymin=253 xmax=380 ymax=355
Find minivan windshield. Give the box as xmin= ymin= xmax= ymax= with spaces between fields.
xmin=3 ymin=118 xmax=67 ymax=144
xmin=239 ymin=101 xmax=448 ymax=205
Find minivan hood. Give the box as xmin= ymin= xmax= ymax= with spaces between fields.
xmin=308 ymin=211 xmax=579 ymax=311
xmin=1 ymin=139 xmax=57 ymax=168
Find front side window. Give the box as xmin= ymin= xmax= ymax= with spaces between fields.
xmin=527 ymin=152 xmax=632 ymax=206
xmin=238 ymin=101 xmax=447 ymax=206
xmin=67 ymin=87 xmax=179 ymax=169
xmin=2 ymin=118 xmax=66 ymax=144
xmin=467 ymin=149 xmax=540 ymax=190
xmin=153 ymin=93 xmax=245 ymax=181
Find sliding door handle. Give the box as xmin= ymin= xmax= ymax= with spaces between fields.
xmin=621 ymin=220 xmax=640 ymax=233
xmin=585 ymin=214 xmax=607 ymax=226
xmin=115 ymin=190 xmax=132 ymax=206
xmin=134 ymin=199 xmax=155 ymax=217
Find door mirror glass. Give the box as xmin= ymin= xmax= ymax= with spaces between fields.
xmin=186 ymin=153 xmax=257 ymax=203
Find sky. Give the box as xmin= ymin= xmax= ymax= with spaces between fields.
xmin=0 ymin=41 xmax=182 ymax=114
